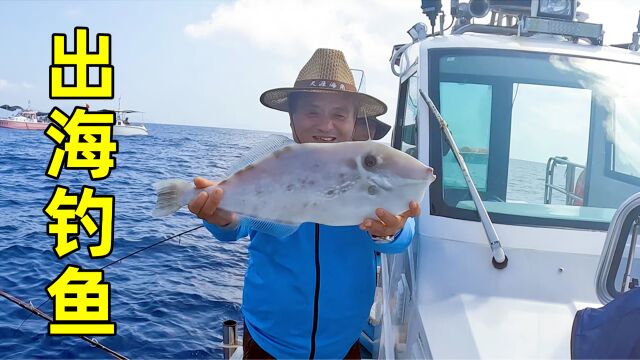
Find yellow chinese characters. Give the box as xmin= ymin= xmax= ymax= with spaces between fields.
xmin=50 ymin=27 xmax=113 ymax=98
xmin=45 ymin=107 xmax=118 ymax=180
xmin=43 ymin=185 xmax=115 ymax=259
xmin=45 ymin=26 xmax=118 ymax=338
xmin=46 ymin=265 xmax=115 ymax=335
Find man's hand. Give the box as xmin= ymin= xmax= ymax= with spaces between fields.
xmin=359 ymin=201 xmax=421 ymax=237
xmin=188 ymin=177 xmax=237 ymax=227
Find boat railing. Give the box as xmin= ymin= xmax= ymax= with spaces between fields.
xmin=596 ymin=192 xmax=640 ymax=303
xmin=544 ymin=156 xmax=586 ymax=205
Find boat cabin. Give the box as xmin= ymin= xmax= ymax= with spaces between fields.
xmin=362 ymin=1 xmax=640 ymax=358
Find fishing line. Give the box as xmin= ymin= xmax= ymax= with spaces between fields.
xmin=14 ymin=225 xmax=204 ymax=337
xmin=362 ymin=109 xmax=371 ymax=141
xmin=100 ymin=225 xmax=203 ymax=269
xmin=0 ymin=289 xmax=129 ymax=360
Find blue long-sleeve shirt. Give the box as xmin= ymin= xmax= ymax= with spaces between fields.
xmin=204 ymin=218 xmax=414 ymax=359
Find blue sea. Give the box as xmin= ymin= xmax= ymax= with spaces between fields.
xmin=0 ymin=124 xmax=279 ymax=359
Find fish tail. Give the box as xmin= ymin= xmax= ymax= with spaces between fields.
xmin=152 ymin=179 xmax=196 ymax=217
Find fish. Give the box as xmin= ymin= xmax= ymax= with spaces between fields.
xmin=153 ymin=136 xmax=435 ymax=227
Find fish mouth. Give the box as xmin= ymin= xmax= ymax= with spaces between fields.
xmin=404 ymin=166 xmax=436 ymax=182
xmin=312 ymin=136 xmax=337 ymax=143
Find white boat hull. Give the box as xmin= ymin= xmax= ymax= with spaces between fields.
xmin=113 ymin=124 xmax=148 ymax=136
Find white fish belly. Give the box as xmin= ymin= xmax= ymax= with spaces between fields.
xmin=217 ymin=141 xmax=432 ymax=226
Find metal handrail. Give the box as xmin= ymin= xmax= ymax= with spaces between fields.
xmin=544 ymin=156 xmax=586 ymax=205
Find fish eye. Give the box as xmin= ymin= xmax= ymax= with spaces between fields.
xmin=363 ymin=154 xmax=377 ymax=168
xmin=367 ymin=185 xmax=378 ymax=195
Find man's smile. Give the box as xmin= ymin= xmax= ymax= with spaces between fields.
xmin=313 ymin=136 xmax=337 ymax=142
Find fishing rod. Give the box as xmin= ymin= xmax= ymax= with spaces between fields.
xmin=100 ymin=225 xmax=203 ymax=269
xmin=0 ymin=289 xmax=129 ymax=360
xmin=418 ymin=89 xmax=508 ymax=269
xmin=12 ymin=224 xmax=204 ymax=353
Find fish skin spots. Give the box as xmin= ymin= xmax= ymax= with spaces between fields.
xmin=345 ymin=159 xmax=358 ymax=170
xmin=272 ymin=146 xmax=292 ymax=159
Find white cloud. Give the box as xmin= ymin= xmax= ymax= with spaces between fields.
xmin=182 ymin=0 xmax=638 ymax=138
xmin=0 ymin=79 xmax=35 ymax=91
xmin=184 ymin=0 xmax=422 ymax=70
xmin=183 ymin=0 xmax=427 ymax=136
xmin=64 ymin=7 xmax=83 ymax=19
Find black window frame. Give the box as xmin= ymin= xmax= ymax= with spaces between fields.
xmin=392 ymin=70 xmax=418 ymax=153
xmin=605 ymin=121 xmax=640 ymax=187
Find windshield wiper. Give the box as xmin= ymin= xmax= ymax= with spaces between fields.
xmin=419 ymin=89 xmax=508 ymax=269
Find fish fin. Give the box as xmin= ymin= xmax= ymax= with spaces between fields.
xmin=225 ymin=135 xmax=295 ymax=177
xmin=152 ymin=179 xmax=197 ymax=217
xmin=239 ymin=216 xmax=300 ymax=238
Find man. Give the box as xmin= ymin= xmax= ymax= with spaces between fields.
xmin=189 ymin=49 xmax=420 ymax=359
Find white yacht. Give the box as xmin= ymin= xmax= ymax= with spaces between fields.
xmin=112 ymin=109 xmax=148 ymax=136
xmin=0 ymin=104 xmax=49 ymax=130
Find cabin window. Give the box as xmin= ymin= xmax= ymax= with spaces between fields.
xmin=428 ymin=49 xmax=640 ymax=229
xmin=508 ymin=83 xmax=592 ymax=204
xmin=440 ymin=82 xmax=492 ymax=195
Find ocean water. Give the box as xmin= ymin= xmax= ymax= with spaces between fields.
xmin=443 ymin=154 xmax=570 ymax=205
xmin=0 ymin=123 xmax=278 ymax=359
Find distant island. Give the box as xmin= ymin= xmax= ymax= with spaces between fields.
xmin=460 ymin=146 xmax=489 ymax=155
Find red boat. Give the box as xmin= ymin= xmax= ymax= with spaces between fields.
xmin=0 ymin=107 xmax=49 ymax=130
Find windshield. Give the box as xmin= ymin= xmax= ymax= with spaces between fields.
xmin=429 ymin=49 xmax=640 ymax=229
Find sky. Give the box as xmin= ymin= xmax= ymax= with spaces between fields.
xmin=0 ymin=0 xmax=639 ymax=139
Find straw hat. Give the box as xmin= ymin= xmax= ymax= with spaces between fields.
xmin=260 ymin=48 xmax=387 ymax=118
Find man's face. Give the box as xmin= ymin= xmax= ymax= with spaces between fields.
xmin=290 ymin=92 xmax=357 ymax=143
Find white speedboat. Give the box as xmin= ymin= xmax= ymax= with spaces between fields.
xmin=112 ymin=110 xmax=148 ymax=136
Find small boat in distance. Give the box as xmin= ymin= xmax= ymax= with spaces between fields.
xmin=0 ymin=104 xmax=49 ymax=130
xmin=100 ymin=109 xmax=149 ymax=136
